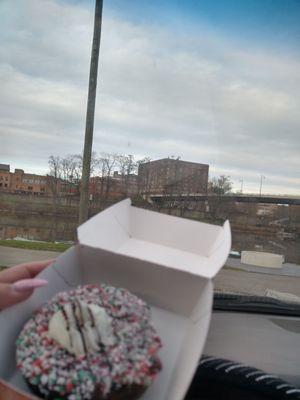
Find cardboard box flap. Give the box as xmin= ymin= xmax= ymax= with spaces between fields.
xmin=78 ymin=199 xmax=231 ymax=279
xmin=78 ymin=199 xmax=131 ymax=252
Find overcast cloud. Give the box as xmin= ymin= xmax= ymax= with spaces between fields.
xmin=0 ymin=0 xmax=299 ymax=194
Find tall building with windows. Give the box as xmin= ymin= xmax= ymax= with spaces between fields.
xmin=0 ymin=164 xmax=11 ymax=191
xmin=0 ymin=165 xmax=51 ymax=195
xmin=11 ymin=169 xmax=50 ymax=195
xmin=138 ymin=158 xmax=209 ymax=196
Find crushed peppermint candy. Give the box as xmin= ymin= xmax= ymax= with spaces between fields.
xmin=16 ymin=284 xmax=162 ymax=399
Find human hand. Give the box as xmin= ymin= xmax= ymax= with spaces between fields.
xmin=0 ymin=260 xmax=54 ymax=309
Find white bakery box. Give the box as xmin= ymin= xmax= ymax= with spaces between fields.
xmin=0 ymin=199 xmax=231 ymax=400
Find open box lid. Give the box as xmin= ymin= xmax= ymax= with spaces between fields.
xmin=0 ymin=200 xmax=231 ymax=400
xmin=78 ymin=199 xmax=231 ymax=280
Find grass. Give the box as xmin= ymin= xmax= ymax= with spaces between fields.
xmin=0 ymin=240 xmax=72 ymax=252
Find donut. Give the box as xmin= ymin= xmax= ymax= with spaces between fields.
xmin=16 ymin=284 xmax=162 ymax=399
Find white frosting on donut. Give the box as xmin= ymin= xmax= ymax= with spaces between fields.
xmin=48 ymin=299 xmax=115 ymax=356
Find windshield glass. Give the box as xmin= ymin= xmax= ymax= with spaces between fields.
xmin=0 ymin=0 xmax=299 ymax=307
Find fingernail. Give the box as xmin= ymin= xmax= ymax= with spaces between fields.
xmin=12 ymin=278 xmax=48 ymax=293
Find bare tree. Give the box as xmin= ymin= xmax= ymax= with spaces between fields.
xmin=48 ymin=155 xmax=61 ymax=178
xmin=209 ymin=175 xmax=233 ymax=195
xmin=48 ymin=156 xmax=63 ymax=240
xmin=96 ymin=152 xmax=119 ymax=200
xmin=49 ymin=155 xmax=79 ymax=195
xmin=48 ymin=155 xmax=62 ymax=197
xmin=136 ymin=157 xmax=152 ymax=196
xmin=59 ymin=155 xmax=80 ymax=190
xmin=98 ymin=152 xmax=118 ymax=176
xmin=71 ymin=155 xmax=83 ymax=183
xmin=90 ymin=154 xmax=106 ymax=204
xmin=117 ymin=154 xmax=137 ymax=195
xmin=118 ymin=154 xmax=137 ymax=175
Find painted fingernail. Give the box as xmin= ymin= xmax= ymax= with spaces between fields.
xmin=12 ymin=279 xmax=48 ymax=293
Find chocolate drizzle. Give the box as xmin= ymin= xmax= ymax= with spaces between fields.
xmin=71 ymin=301 xmax=88 ymax=355
xmin=61 ymin=305 xmax=73 ymax=347
xmin=58 ymin=298 xmax=115 ymax=357
xmin=61 ymin=306 xmax=70 ymax=330
xmin=87 ymin=306 xmax=95 ymax=327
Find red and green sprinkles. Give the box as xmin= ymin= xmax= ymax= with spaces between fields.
xmin=16 ymin=284 xmax=162 ymax=399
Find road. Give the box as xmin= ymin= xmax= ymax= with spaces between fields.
xmin=214 ymin=268 xmax=300 ymax=297
xmin=1 ymin=245 xmax=300 ymax=297
xmin=0 ymin=245 xmax=62 ymax=267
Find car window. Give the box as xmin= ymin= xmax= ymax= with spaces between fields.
xmin=0 ymin=0 xmax=299 ymax=307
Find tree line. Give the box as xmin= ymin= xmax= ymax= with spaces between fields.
xmin=48 ymin=153 xmax=151 ymax=183
xmin=48 ymin=153 xmax=233 ymax=196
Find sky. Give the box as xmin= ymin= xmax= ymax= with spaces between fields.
xmin=0 ymin=0 xmax=299 ymax=195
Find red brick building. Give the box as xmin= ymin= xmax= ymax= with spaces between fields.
xmin=0 ymin=164 xmax=11 ymax=191
xmin=0 ymin=165 xmax=54 ymax=196
xmin=89 ymin=172 xmax=139 ymax=200
xmin=12 ymin=169 xmax=51 ymax=195
xmin=138 ymin=158 xmax=209 ymax=196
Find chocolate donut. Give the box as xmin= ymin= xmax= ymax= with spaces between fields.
xmin=16 ymin=284 xmax=162 ymax=399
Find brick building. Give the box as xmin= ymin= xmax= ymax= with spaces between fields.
xmin=113 ymin=172 xmax=139 ymax=197
xmin=89 ymin=172 xmax=139 ymax=200
xmin=0 ymin=164 xmax=11 ymax=191
xmin=13 ymin=169 xmax=51 ymax=195
xmin=138 ymin=158 xmax=209 ymax=196
xmin=0 ymin=165 xmax=52 ymax=195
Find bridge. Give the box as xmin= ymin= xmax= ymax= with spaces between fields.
xmin=149 ymin=194 xmax=300 ymax=206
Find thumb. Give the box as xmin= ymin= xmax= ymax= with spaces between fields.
xmin=0 ymin=283 xmax=33 ymax=310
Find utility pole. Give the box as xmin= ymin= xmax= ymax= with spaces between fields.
xmin=79 ymin=0 xmax=103 ymax=225
xmin=239 ymin=178 xmax=243 ymax=194
xmin=259 ymin=175 xmax=265 ymax=197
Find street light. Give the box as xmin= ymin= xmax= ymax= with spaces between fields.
xmin=259 ymin=175 xmax=265 ymax=197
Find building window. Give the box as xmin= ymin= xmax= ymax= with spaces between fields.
xmin=4 ymin=183 xmax=8 ymax=187
xmin=28 ymin=186 xmax=33 ymax=190
xmin=0 ymin=183 xmax=2 ymax=187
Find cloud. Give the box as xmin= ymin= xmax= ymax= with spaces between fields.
xmin=0 ymin=0 xmax=299 ymax=195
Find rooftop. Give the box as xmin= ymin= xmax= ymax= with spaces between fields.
xmin=0 ymin=164 xmax=10 ymax=172
xmin=141 ymin=158 xmax=209 ymax=167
